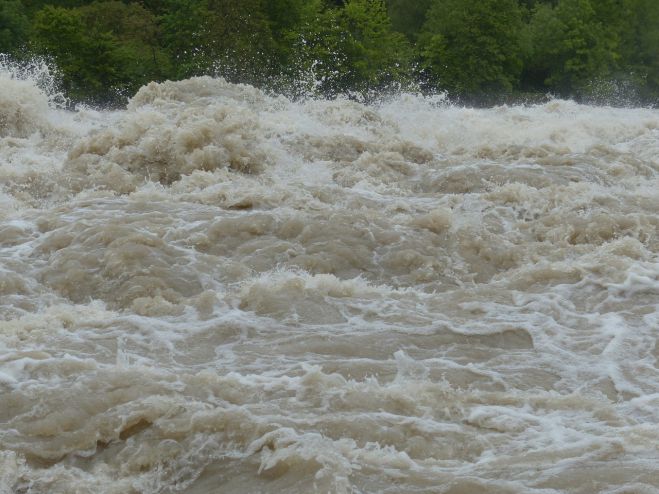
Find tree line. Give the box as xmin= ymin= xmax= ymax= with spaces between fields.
xmin=1 ymin=0 xmax=658 ymax=106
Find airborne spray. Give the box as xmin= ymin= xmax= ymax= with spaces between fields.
xmin=1 ymin=61 xmax=659 ymax=493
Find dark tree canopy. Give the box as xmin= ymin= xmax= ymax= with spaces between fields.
xmin=2 ymin=0 xmax=657 ymax=105
xmin=0 ymin=0 xmax=30 ymax=54
xmin=418 ymin=0 xmax=525 ymax=95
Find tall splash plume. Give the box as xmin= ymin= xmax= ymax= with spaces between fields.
xmin=0 ymin=56 xmax=67 ymax=137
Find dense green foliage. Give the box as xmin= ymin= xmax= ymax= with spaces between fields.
xmin=1 ymin=0 xmax=658 ymax=105
xmin=418 ymin=0 xmax=524 ymax=95
xmin=0 ymin=0 xmax=29 ymax=53
xmin=292 ymin=0 xmax=413 ymax=96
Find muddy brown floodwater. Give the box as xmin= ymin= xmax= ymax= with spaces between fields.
xmin=1 ymin=67 xmax=658 ymax=494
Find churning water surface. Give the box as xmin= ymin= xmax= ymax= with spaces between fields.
xmin=0 ymin=65 xmax=658 ymax=494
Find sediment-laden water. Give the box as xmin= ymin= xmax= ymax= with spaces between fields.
xmin=1 ymin=66 xmax=658 ymax=494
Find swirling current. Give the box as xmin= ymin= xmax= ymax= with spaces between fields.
xmin=1 ymin=66 xmax=658 ymax=494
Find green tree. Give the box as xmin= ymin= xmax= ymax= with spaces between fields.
xmin=160 ymin=0 xmax=277 ymax=85
xmin=342 ymin=0 xmax=413 ymax=92
xmin=263 ymin=0 xmax=321 ymax=70
xmin=21 ymin=0 xmax=98 ymax=15
xmin=294 ymin=0 xmax=412 ymax=96
xmin=618 ymin=0 xmax=659 ymax=101
xmin=0 ymin=0 xmax=29 ymax=54
xmin=418 ymin=0 xmax=525 ymax=96
xmin=386 ymin=0 xmax=432 ymax=40
xmin=32 ymin=5 xmax=123 ymax=102
xmin=264 ymin=0 xmax=318 ymax=36
xmin=525 ymin=0 xmax=619 ymax=94
xmin=78 ymin=1 xmax=168 ymax=88
xmin=15 ymin=0 xmax=658 ymax=105
xmin=158 ymin=0 xmax=213 ymax=78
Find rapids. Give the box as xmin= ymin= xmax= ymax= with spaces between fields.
xmin=0 ymin=66 xmax=658 ymax=494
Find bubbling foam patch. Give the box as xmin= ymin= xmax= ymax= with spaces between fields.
xmin=66 ymin=78 xmax=272 ymax=187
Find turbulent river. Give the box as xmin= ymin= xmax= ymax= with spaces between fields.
xmin=1 ymin=66 xmax=658 ymax=494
